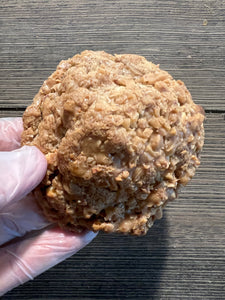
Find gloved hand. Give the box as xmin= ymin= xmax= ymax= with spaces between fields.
xmin=0 ymin=117 xmax=97 ymax=296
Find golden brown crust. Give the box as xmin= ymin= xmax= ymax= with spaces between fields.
xmin=22 ymin=50 xmax=204 ymax=235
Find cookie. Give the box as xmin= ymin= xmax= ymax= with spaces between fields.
xmin=22 ymin=50 xmax=204 ymax=235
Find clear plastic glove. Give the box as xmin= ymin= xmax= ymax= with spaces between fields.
xmin=0 ymin=118 xmax=97 ymax=296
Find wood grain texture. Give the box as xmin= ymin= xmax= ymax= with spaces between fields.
xmin=0 ymin=0 xmax=225 ymax=111
xmin=1 ymin=0 xmax=225 ymax=299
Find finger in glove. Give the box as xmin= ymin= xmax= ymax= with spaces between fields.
xmin=0 ymin=118 xmax=23 ymax=151
xmin=0 ymin=227 xmax=97 ymax=296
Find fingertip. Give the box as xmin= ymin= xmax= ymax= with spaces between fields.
xmin=37 ymin=227 xmax=98 ymax=254
xmin=22 ymin=146 xmax=47 ymax=183
xmin=1 ymin=117 xmax=23 ymax=128
xmin=0 ymin=117 xmax=23 ymax=151
xmin=82 ymin=230 xmax=98 ymax=244
xmin=0 ymin=146 xmax=47 ymax=208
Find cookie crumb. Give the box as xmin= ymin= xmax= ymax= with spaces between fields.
xmin=203 ymin=19 xmax=208 ymax=26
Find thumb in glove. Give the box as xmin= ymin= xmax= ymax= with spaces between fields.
xmin=0 ymin=145 xmax=49 ymax=245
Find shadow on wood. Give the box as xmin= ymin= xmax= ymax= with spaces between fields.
xmin=4 ymin=215 xmax=168 ymax=299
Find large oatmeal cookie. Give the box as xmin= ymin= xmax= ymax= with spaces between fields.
xmin=22 ymin=50 xmax=204 ymax=235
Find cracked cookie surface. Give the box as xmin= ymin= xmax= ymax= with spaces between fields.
xmin=22 ymin=50 xmax=204 ymax=235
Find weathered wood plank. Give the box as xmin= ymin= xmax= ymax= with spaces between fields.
xmin=0 ymin=0 xmax=225 ymax=110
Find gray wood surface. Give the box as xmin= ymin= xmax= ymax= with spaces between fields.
xmin=1 ymin=0 xmax=225 ymax=299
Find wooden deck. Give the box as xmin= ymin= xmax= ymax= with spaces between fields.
xmin=1 ymin=1 xmax=224 ymax=299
